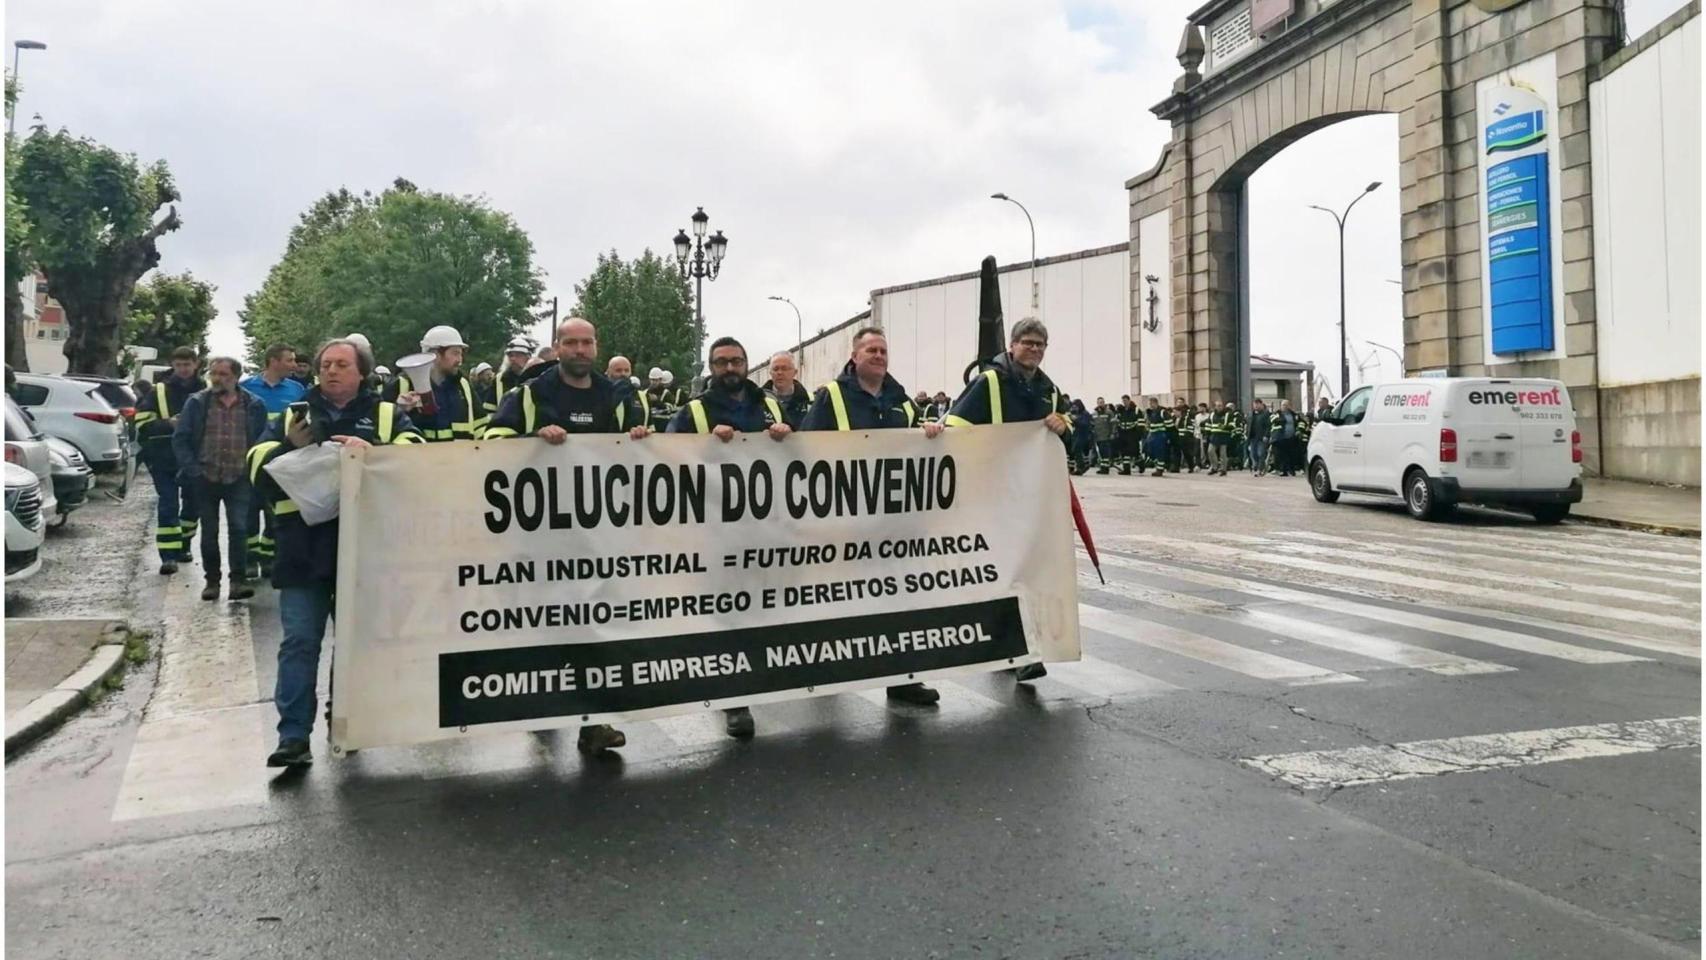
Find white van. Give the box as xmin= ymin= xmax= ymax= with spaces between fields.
xmin=1306 ymin=378 xmax=1583 ymax=523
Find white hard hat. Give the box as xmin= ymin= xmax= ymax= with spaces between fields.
xmin=472 ymin=362 xmax=493 ymax=375
xmin=648 ymin=367 xmax=664 ymax=380
xmin=660 ymin=370 xmax=675 ymax=386
xmin=420 ymin=325 xmax=470 ymax=352
xmin=346 ymin=332 xmax=372 ymax=352
xmin=505 ymin=338 xmax=533 ymax=355
xmin=374 ymin=365 xmax=391 ymax=376
xmin=630 ymin=376 xmax=641 ymax=388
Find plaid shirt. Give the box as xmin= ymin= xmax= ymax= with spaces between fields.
xmin=199 ymin=391 xmax=249 ymax=484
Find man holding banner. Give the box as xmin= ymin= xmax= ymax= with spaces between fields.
xmin=485 ymin=317 xmax=650 ymax=754
xmin=803 ymin=326 xmax=946 ymax=706
xmin=668 ymin=335 xmax=791 ymax=737
xmin=942 ymin=317 xmax=1070 ymax=683
xmin=249 ymin=339 xmax=425 ymax=768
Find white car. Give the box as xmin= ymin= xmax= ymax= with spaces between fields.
xmin=1307 ymin=377 xmax=1583 ymax=523
xmin=12 ymin=373 xmax=128 ymax=472
xmin=4 ymin=397 xmax=59 ymax=527
xmin=5 ymin=460 xmax=45 ymax=581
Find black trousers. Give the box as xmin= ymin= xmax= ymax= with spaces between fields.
xmin=196 ymin=478 xmax=252 ymax=581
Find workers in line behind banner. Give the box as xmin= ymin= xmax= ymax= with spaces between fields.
xmin=134 ymin=346 xmax=206 ymax=573
xmin=646 ymin=368 xmax=685 ymax=432
xmin=384 ymin=325 xmax=488 ymax=442
xmin=801 ymin=326 xmax=944 ymax=706
xmin=667 ymin=336 xmax=789 ymax=739
xmin=249 ymin=339 xmax=424 ymax=768
xmin=762 ymin=352 xmax=811 ymax=429
xmin=942 ymin=317 xmax=1066 ymax=684
xmin=239 ymin=344 xmax=306 ymax=579
xmin=485 ymin=317 xmax=648 ymax=756
xmin=173 ymin=356 xmax=268 ymax=603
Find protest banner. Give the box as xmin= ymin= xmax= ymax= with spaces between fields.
xmin=329 ymin=422 xmax=1080 ymax=750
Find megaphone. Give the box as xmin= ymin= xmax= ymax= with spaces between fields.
xmin=395 ymin=352 xmax=439 ymax=416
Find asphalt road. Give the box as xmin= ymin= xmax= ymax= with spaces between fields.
xmin=5 ymin=469 xmax=1699 ymax=959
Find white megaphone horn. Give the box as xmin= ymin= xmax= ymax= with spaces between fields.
xmin=395 ymin=352 xmax=439 ymax=415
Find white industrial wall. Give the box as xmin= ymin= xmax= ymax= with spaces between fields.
xmin=1136 ymin=211 xmax=1172 ymax=396
xmin=1590 ymin=15 xmax=1702 ymax=387
xmin=871 ymin=248 xmax=1131 ymax=401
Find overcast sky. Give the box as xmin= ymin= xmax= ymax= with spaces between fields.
xmin=7 ymin=0 xmax=1684 ymax=394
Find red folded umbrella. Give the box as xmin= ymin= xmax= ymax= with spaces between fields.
xmin=1069 ymin=481 xmax=1104 ymax=584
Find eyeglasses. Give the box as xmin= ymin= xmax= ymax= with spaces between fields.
xmin=1014 ymin=339 xmax=1048 ymax=350
xmin=708 ymin=357 xmax=746 ymax=369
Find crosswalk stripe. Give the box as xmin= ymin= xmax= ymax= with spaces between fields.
xmin=1469 ymin=527 xmax=1701 ymax=564
xmin=1276 ymin=530 xmax=1702 ymax=588
xmin=1078 ymin=603 xmax=1362 ymax=685
xmin=1220 ymin=535 xmax=1697 ymax=609
xmin=1124 ymin=536 xmax=1697 ymax=631
xmin=851 ymin=680 xmax=1013 ymax=717
xmin=1085 ymin=551 xmax=1650 ymax=665
xmin=648 ymin=713 xmax=727 ymax=749
xmin=1242 ymin=716 xmax=1701 ymax=788
xmin=1083 ymin=574 xmax=1515 ymax=676
xmin=1347 ymin=524 xmax=1701 ymax=574
xmin=1045 ymin=655 xmax=1181 ymax=698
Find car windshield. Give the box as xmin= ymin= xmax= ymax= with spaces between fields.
xmin=4 ymin=398 xmax=43 ymax=441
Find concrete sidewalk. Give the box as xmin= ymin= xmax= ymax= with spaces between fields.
xmin=1574 ymin=477 xmax=1701 ymax=537
xmin=5 ymin=619 xmax=131 ymax=755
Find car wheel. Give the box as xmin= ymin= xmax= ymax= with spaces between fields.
xmin=1309 ymin=459 xmax=1340 ymax=503
xmin=1531 ymin=503 xmax=1570 ymax=525
xmin=1404 ymin=468 xmax=1443 ymax=521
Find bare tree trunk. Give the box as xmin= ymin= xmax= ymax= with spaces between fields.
xmin=4 ymin=278 xmax=28 ymax=373
xmin=61 ymin=205 xmax=179 ymax=376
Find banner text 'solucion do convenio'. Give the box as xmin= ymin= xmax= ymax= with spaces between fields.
xmin=329 ymin=423 xmax=1080 ymax=750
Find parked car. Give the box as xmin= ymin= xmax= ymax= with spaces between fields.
xmin=44 ymin=436 xmax=94 ymax=527
xmin=4 ymin=396 xmax=60 ymax=527
xmin=5 ymin=460 xmax=45 ymax=581
xmin=12 ymin=373 xmax=128 ymax=473
xmin=1307 ymin=377 xmax=1583 ymax=523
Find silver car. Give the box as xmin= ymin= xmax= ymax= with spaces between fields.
xmin=12 ymin=373 xmax=128 ymax=472
xmin=5 ymin=460 xmax=45 ymax=581
xmin=3 ymin=396 xmax=59 ymax=526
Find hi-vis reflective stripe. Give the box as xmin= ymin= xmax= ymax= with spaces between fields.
xmin=135 ymin=382 xmax=173 ymax=425
xmin=689 ymin=399 xmax=710 ymax=434
xmin=248 ymin=441 xmax=281 ymax=483
xmin=824 ymin=381 xmax=920 ymax=431
xmin=636 ymin=391 xmax=650 ymax=421
xmin=764 ymin=397 xmax=783 ymax=425
xmin=983 ymin=370 xmax=1003 ymax=424
xmin=522 ymin=387 xmax=538 ymax=434
xmin=401 ymin=375 xmax=480 ymax=440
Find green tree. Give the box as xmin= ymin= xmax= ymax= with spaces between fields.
xmin=4 ymin=72 xmax=32 ymax=371
xmin=571 ymin=249 xmax=701 ymax=381
xmin=14 ymin=127 xmax=182 ymax=374
xmin=125 ymin=271 xmax=217 ymax=359
xmin=240 ymin=178 xmax=545 ymax=369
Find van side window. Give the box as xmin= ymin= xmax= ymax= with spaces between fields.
xmin=1338 ymin=387 xmax=1372 ymax=426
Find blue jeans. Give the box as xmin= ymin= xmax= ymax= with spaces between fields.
xmin=146 ymin=452 xmax=198 ymax=560
xmin=195 ymin=479 xmax=250 ymax=581
xmin=276 ymin=583 xmax=334 ymax=742
xmin=1248 ymin=437 xmax=1269 ymax=473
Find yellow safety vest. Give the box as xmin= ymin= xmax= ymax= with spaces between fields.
xmin=686 ymin=396 xmax=784 ymax=434
xmin=399 ymin=374 xmax=486 ymax=441
xmin=943 ymin=369 xmax=1055 ymax=427
xmin=821 ymin=381 xmax=916 ymax=431
xmin=482 ymin=382 xmax=630 ymax=439
xmin=245 ymin=401 xmax=419 ymax=516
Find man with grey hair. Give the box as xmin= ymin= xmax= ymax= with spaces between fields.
xmin=760 ymin=351 xmax=810 ymax=429
xmin=174 ymin=356 xmax=269 ymax=601
xmin=942 ymin=317 xmax=1069 ymax=684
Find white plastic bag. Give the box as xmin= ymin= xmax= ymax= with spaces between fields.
xmin=262 ymin=443 xmax=344 ymax=526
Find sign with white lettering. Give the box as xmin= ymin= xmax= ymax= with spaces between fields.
xmin=1479 ymin=83 xmax=1556 ymax=354
xmin=330 ymin=424 xmax=1081 ymax=750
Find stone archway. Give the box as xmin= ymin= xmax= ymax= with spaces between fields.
xmin=1127 ymin=0 xmax=1623 ymax=466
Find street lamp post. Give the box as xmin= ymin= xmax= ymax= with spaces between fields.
xmin=1309 ymin=180 xmax=1381 ymax=396
xmin=990 ymin=193 xmax=1038 ymax=314
xmin=1365 ymin=339 xmax=1403 ymax=376
xmin=9 ymin=40 xmax=47 ymax=138
xmin=767 ymin=295 xmax=802 ymax=357
xmin=672 ymin=207 xmax=728 ymax=327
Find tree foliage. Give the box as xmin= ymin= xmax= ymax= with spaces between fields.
xmin=571 ymin=249 xmax=702 ymax=381
xmin=240 ymin=178 xmax=545 ymax=369
xmin=126 ymin=271 xmax=217 ymax=359
xmin=13 ymin=126 xmax=182 ymax=374
xmin=4 ymin=72 xmax=31 ymax=371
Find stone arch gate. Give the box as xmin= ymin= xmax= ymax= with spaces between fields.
xmin=1127 ymin=0 xmax=1623 ymax=463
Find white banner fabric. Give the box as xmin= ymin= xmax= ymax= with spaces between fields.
xmin=330 ymin=423 xmax=1080 ymax=750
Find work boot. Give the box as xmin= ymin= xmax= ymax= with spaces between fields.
xmin=724 ymin=707 xmax=755 ymax=739
xmin=159 ymin=560 xmax=178 ymax=575
xmin=201 ymin=579 xmax=220 ymax=601
xmin=886 ymin=682 xmax=940 ymax=706
xmin=576 ymin=724 xmax=626 ymax=755
xmin=229 ymin=579 xmax=255 ymax=601
xmin=1152 ymin=467 xmax=1165 ymax=477
xmin=245 ymin=561 xmax=261 ymax=581
xmin=266 ymin=738 xmax=312 ymax=767
xmin=1014 ymin=663 xmax=1048 ymax=683
xmin=1118 ymin=464 xmax=1131 ymax=476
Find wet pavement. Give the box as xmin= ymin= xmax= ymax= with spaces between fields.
xmin=4 ymin=470 xmax=1699 ymax=958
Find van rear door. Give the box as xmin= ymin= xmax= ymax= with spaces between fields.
xmin=1506 ymin=380 xmax=1577 ymax=490
xmin=1447 ymin=380 xmax=1525 ymax=487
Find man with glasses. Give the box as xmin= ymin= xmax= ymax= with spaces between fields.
xmin=942 ymin=317 xmax=1068 ymax=683
xmin=667 ymin=336 xmax=790 ymax=739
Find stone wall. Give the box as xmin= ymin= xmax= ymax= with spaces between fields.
xmin=1599 ymin=378 xmax=1702 ymax=486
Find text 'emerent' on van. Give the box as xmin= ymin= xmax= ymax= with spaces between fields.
xmin=1307 ymin=378 xmax=1583 ymax=523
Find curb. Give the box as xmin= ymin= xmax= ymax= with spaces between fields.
xmin=4 ymin=641 xmax=129 ymax=757
xmin=1570 ymin=512 xmax=1702 ymax=539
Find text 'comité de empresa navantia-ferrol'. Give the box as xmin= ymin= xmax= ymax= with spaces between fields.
xmin=482 ymin=455 xmax=957 ymax=532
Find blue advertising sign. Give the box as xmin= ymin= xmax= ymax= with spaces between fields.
xmin=1485 ymin=153 xmax=1553 ymax=353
